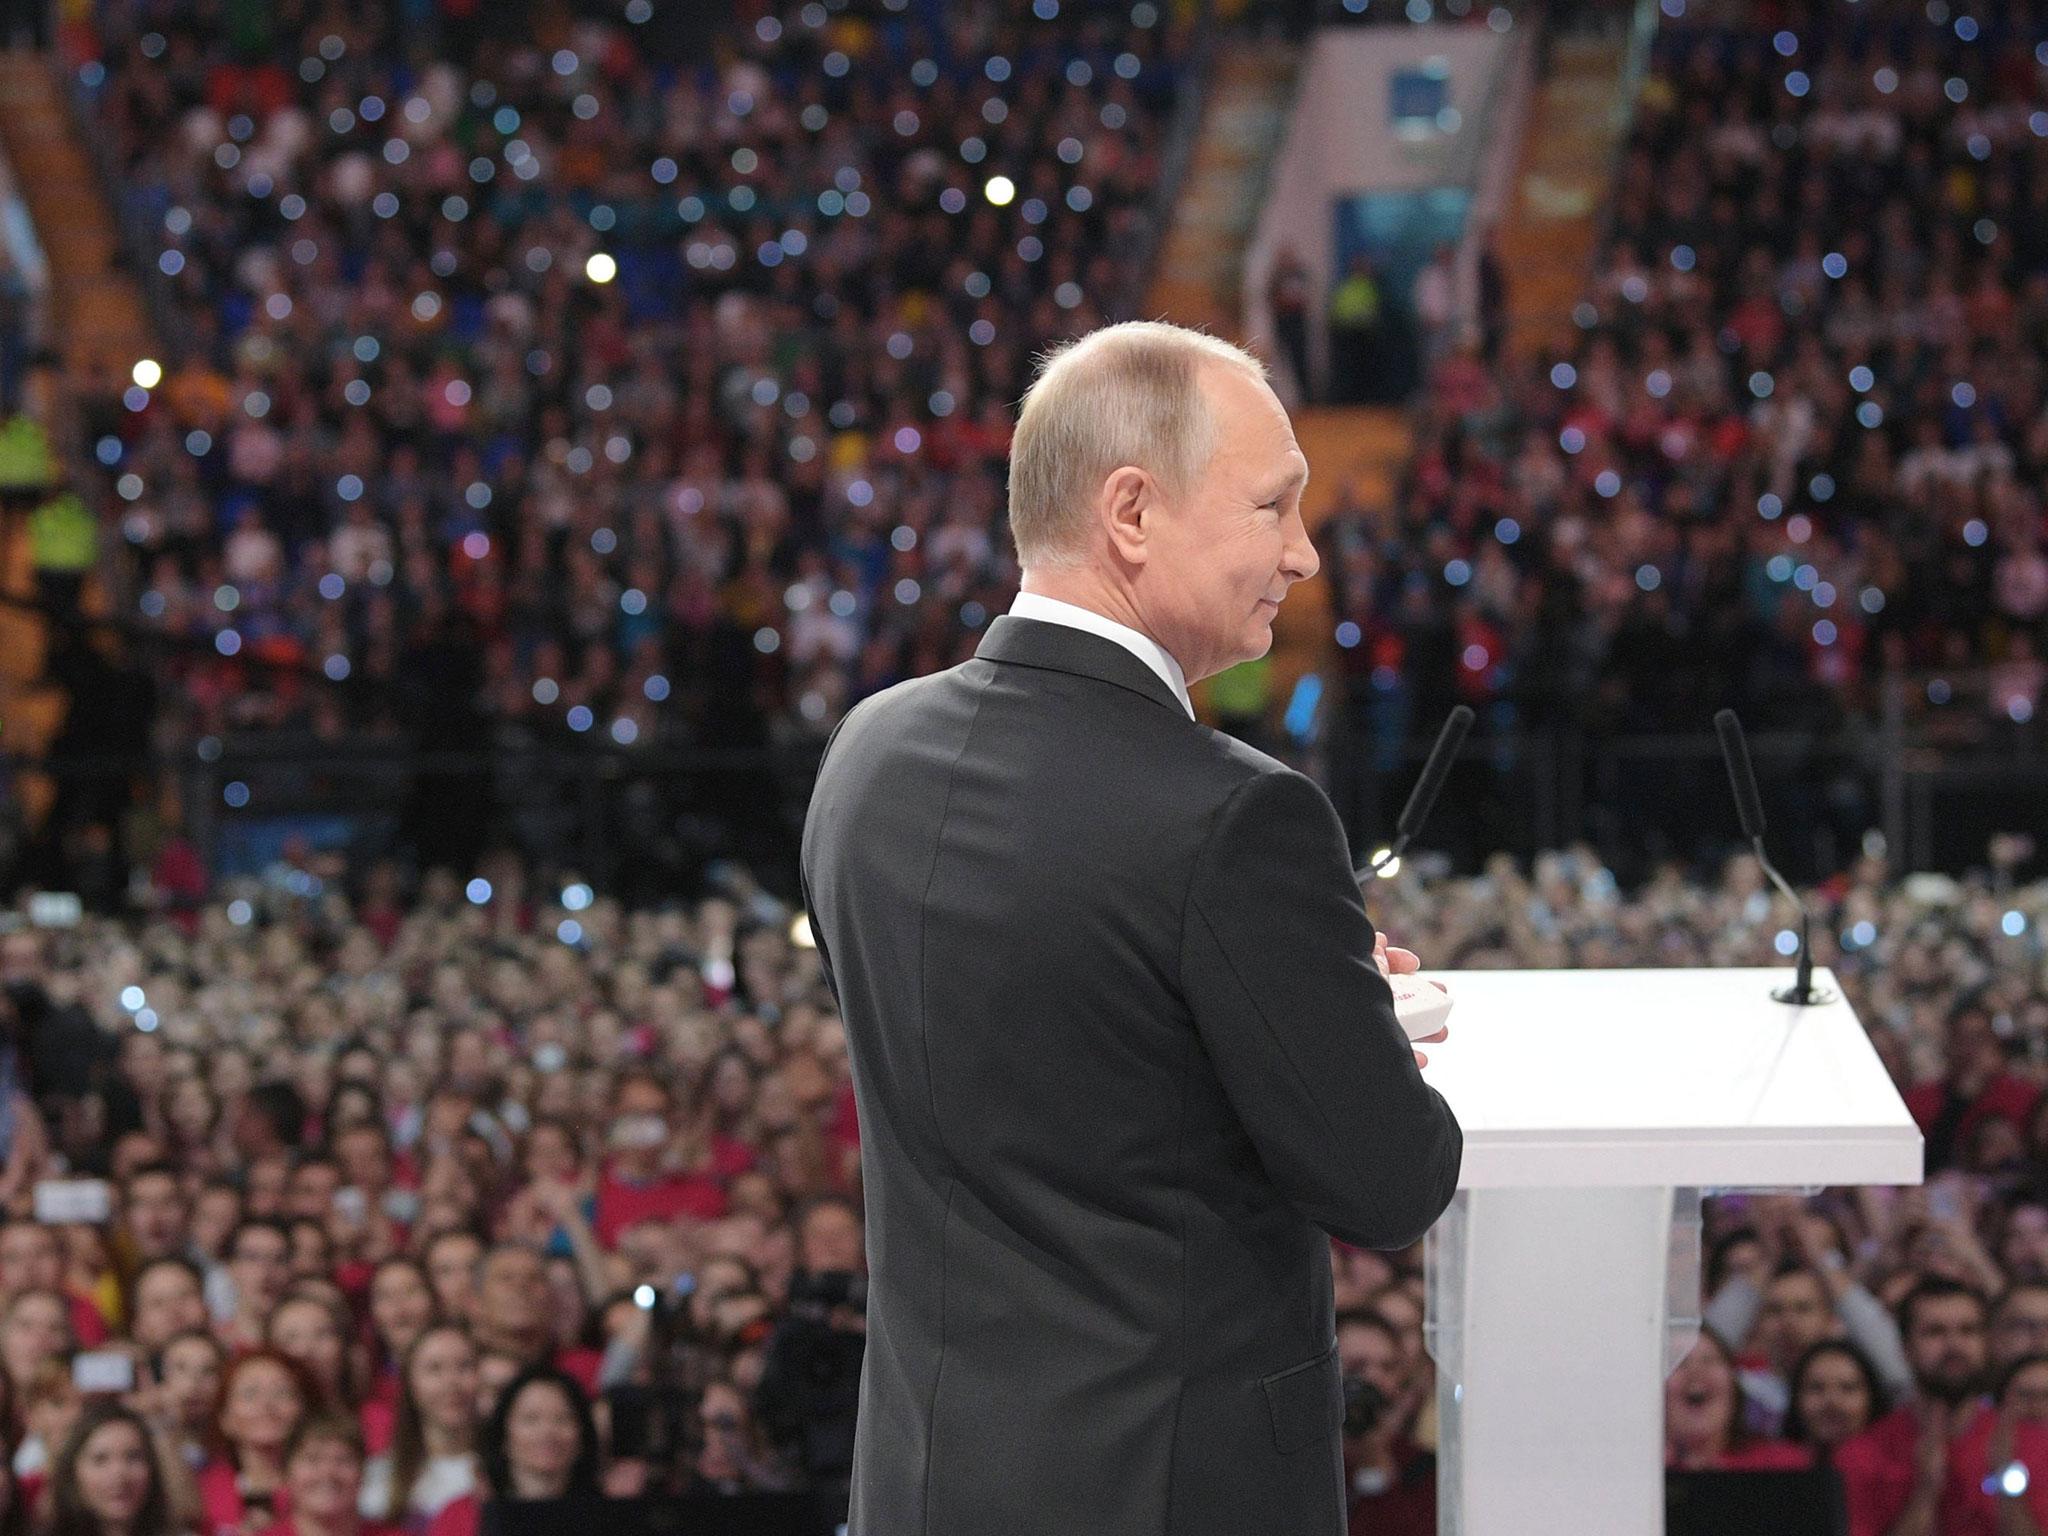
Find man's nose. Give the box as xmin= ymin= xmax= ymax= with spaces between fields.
xmin=1284 ymin=509 xmax=1320 ymax=584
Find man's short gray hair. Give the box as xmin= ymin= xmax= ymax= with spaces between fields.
xmin=1007 ymin=320 xmax=1270 ymax=570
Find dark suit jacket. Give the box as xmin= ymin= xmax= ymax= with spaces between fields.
xmin=800 ymin=614 xmax=1464 ymax=1535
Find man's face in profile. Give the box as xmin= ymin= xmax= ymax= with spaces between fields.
xmin=1142 ymin=364 xmax=1317 ymax=685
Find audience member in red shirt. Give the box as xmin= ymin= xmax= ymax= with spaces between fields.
xmin=1907 ymin=1000 xmax=2043 ymax=1176
xmin=1837 ymin=1278 xmax=1991 ymax=1536
xmin=1666 ymin=1326 xmax=1811 ymax=1471
xmin=470 ymin=1243 xmax=602 ymax=1394
xmin=592 ymin=1070 xmax=726 ymax=1247
xmin=1777 ymin=1338 xmax=1891 ymax=1468
xmin=258 ymin=1409 xmax=401 ymax=1536
xmin=199 ymin=1349 xmax=314 ymax=1536
xmin=0 ymin=1220 xmax=109 ymax=1346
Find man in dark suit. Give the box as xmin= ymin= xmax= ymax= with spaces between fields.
xmin=801 ymin=321 xmax=1463 ymax=1535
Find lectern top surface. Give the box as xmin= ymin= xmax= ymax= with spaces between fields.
xmin=1413 ymin=967 xmax=1922 ymax=1188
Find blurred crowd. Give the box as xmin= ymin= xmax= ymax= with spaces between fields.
xmin=0 ymin=845 xmax=866 ymax=1536
xmin=1321 ymin=0 xmax=2048 ymax=748
xmin=0 ymin=826 xmax=2033 ymax=1533
xmin=69 ymin=0 xmax=1185 ymax=752
xmin=0 ymin=3 xmax=2035 ymax=1532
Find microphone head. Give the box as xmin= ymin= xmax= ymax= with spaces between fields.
xmin=1714 ymin=708 xmax=1767 ymax=842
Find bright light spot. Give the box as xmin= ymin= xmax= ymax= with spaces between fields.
xmin=2003 ymin=910 xmax=2027 ymax=937
xmin=466 ymin=878 xmax=492 ymax=904
xmin=984 ymin=175 xmax=1016 ymax=206
xmin=586 ymin=251 xmax=617 ymax=284
xmin=1775 ymin=929 xmax=1799 ymax=957
xmin=791 ymin=912 xmax=816 ymax=949
xmin=120 ymin=986 xmax=145 ymax=1011
xmin=562 ymin=883 xmax=593 ymax=911
xmin=132 ymin=358 xmax=162 ymax=389
xmin=558 ymin=919 xmax=583 ymax=945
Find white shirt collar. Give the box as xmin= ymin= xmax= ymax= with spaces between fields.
xmin=1008 ymin=591 xmax=1196 ymax=720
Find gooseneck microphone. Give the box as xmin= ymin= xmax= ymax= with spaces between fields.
xmin=1714 ymin=708 xmax=1836 ymax=1006
xmin=1356 ymin=706 xmax=1474 ymax=883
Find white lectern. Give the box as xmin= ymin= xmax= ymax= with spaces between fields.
xmin=1417 ymin=967 xmax=1921 ymax=1536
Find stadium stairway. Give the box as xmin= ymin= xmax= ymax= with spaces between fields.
xmin=1146 ymin=36 xmax=1297 ymax=339
xmin=0 ymin=472 xmax=65 ymax=834
xmin=1489 ymin=27 xmax=1638 ymax=362
xmin=1258 ymin=21 xmax=1639 ymax=725
xmin=1143 ymin=37 xmax=1412 ymax=722
xmin=0 ymin=51 xmax=149 ymax=830
xmin=0 ymin=53 xmax=153 ymax=384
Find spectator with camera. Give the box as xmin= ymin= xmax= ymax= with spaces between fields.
xmin=1336 ymin=1308 xmax=1432 ymax=1535
xmin=752 ymin=1194 xmax=865 ymax=1507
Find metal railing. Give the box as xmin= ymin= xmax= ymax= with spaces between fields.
xmin=6 ymin=661 xmax=2042 ymax=904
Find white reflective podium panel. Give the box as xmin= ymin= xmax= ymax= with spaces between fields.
xmin=1415 ymin=968 xmax=1920 ymax=1536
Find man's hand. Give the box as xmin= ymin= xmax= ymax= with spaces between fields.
xmin=1915 ymin=1400 xmax=1953 ymax=1495
xmin=1375 ymin=933 xmax=1448 ymax=1067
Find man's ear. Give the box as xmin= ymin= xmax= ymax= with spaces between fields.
xmin=1100 ymin=465 xmax=1152 ymax=568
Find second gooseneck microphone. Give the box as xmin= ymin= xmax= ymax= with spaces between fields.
xmin=1357 ymin=706 xmax=1474 ymax=883
xmin=1714 ymin=708 xmax=1835 ymax=1007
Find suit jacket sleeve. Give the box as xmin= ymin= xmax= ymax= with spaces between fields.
xmin=800 ymin=707 xmax=861 ymax=1008
xmin=1180 ymin=768 xmax=1463 ymax=1250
